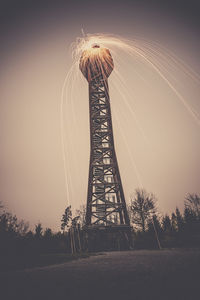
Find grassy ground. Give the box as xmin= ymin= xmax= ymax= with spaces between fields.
xmin=0 ymin=249 xmax=200 ymax=300
xmin=0 ymin=252 xmax=92 ymax=272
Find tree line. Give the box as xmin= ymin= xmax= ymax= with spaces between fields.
xmin=129 ymin=189 xmax=200 ymax=249
xmin=0 ymin=190 xmax=200 ymax=258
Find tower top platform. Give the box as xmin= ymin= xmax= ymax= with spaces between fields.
xmin=79 ymin=45 xmax=114 ymax=82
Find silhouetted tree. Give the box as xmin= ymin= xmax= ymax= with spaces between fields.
xmin=162 ymin=215 xmax=172 ymax=233
xmin=72 ymin=216 xmax=80 ymax=227
xmin=44 ymin=228 xmax=52 ymax=238
xmin=5 ymin=213 xmax=18 ymax=234
xmin=35 ymin=223 xmax=43 ymax=238
xmin=171 ymin=212 xmax=177 ymax=232
xmin=61 ymin=206 xmax=72 ymax=232
xmin=185 ymin=193 xmax=200 ymax=219
xmin=184 ymin=207 xmax=196 ymax=224
xmin=175 ymin=208 xmax=184 ymax=232
xmin=75 ymin=205 xmax=86 ymax=228
xmin=0 ymin=211 xmax=28 ymax=237
xmin=183 ymin=205 xmax=200 ymax=246
xmin=148 ymin=215 xmax=161 ymax=232
xmin=130 ymin=188 xmax=157 ymax=232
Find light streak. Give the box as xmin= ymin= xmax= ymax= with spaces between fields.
xmin=61 ymin=32 xmax=200 ymax=210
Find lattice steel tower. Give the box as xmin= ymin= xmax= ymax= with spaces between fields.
xmin=80 ymin=45 xmax=130 ymax=229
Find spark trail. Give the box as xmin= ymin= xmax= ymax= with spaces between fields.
xmin=61 ymin=33 xmax=200 ymax=210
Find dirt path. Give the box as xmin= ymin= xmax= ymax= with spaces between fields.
xmin=1 ymin=249 xmax=200 ymax=300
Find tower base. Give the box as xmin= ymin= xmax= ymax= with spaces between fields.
xmin=84 ymin=225 xmax=134 ymax=252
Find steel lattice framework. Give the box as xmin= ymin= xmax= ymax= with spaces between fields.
xmin=86 ymin=75 xmax=130 ymax=226
xmin=80 ymin=45 xmax=130 ymax=229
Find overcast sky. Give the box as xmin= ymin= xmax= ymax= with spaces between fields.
xmin=0 ymin=0 xmax=200 ymax=230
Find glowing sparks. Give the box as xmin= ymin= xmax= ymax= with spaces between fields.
xmin=61 ymin=32 xmax=200 ymax=210
xmin=79 ymin=45 xmax=114 ymax=81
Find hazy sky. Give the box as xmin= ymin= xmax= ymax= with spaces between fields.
xmin=0 ymin=0 xmax=200 ymax=230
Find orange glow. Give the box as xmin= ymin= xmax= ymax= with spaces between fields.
xmin=79 ymin=45 xmax=114 ymax=81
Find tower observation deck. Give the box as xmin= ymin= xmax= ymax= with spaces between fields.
xmin=80 ymin=45 xmax=132 ymax=249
